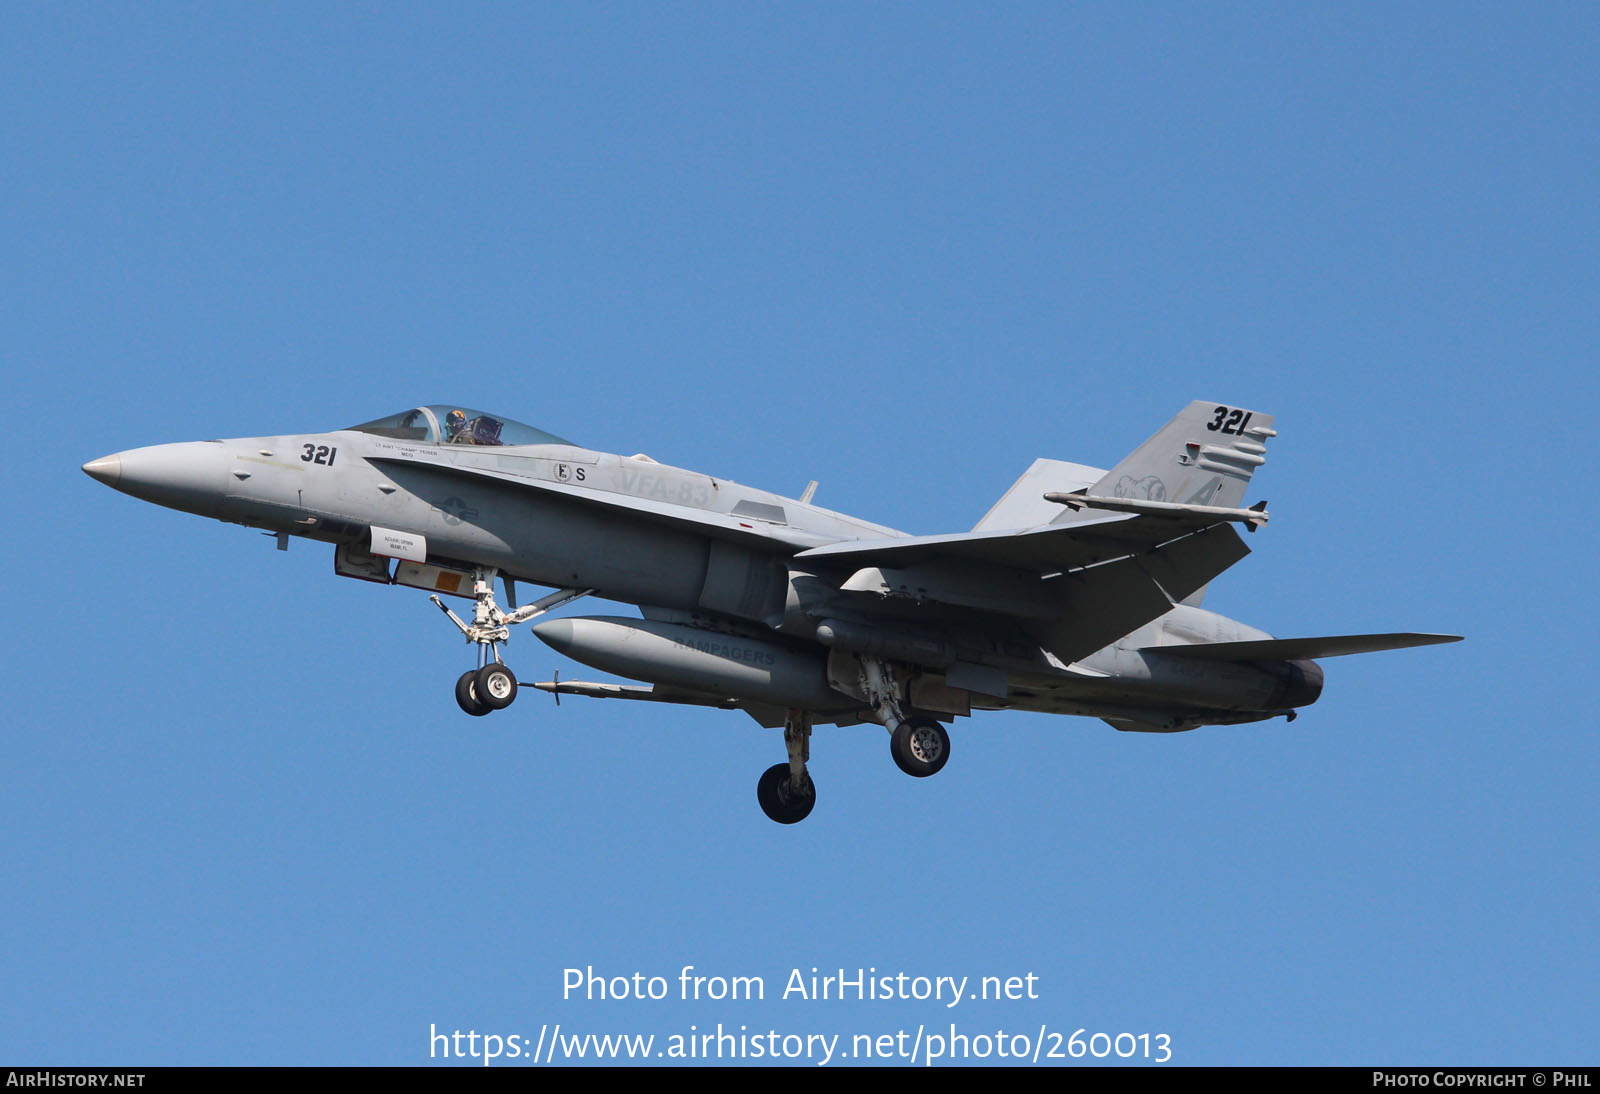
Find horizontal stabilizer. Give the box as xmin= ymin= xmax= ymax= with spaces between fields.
xmin=1145 ymin=633 xmax=1462 ymax=661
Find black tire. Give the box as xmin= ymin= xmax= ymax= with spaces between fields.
xmin=475 ymin=662 xmax=518 ymax=710
xmin=455 ymin=670 xmax=491 ymax=717
xmin=756 ymin=762 xmax=816 ymax=824
xmin=891 ymin=716 xmax=951 ymax=777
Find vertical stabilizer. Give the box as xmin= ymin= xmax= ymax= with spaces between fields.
xmin=974 ymin=458 xmax=1107 ymax=531
xmin=1062 ymin=401 xmax=1276 ymax=605
xmin=1075 ymin=400 xmax=1275 ymax=513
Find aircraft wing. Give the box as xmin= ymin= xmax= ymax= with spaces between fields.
xmin=793 ymin=509 xmax=1245 ymax=572
xmin=374 ymin=445 xmax=1262 ymax=664
xmin=797 ymin=517 xmax=1256 ymax=664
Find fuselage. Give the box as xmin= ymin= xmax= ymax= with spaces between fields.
xmin=84 ymin=406 xmax=1322 ymax=729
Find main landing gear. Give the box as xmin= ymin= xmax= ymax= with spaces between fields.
xmin=755 ymin=660 xmax=954 ymax=825
xmin=890 ymin=717 xmax=951 ymax=778
xmin=757 ymin=709 xmax=816 ymax=825
xmin=859 ymin=658 xmax=951 ymax=778
xmin=431 ymin=569 xmax=591 ymax=716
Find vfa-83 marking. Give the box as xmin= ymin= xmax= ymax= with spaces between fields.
xmin=84 ymin=400 xmax=1459 ymax=824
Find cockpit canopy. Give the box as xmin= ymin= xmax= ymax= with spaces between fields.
xmin=349 ymin=406 xmax=573 ymax=448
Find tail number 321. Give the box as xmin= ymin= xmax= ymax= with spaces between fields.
xmin=1207 ymin=406 xmax=1254 ymax=436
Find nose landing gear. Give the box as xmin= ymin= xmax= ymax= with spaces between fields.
xmin=455 ymin=668 xmax=492 ymax=717
xmin=454 ymin=659 xmax=519 ymax=716
xmin=431 ymin=569 xmax=591 ymax=716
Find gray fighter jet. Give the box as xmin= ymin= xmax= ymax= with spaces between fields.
xmin=83 ymin=401 xmax=1459 ymax=823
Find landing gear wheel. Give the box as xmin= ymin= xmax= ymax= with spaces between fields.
xmin=455 ymin=670 xmax=491 ymax=717
xmin=891 ymin=716 xmax=951 ymax=777
xmin=756 ymin=762 xmax=816 ymax=825
xmin=475 ymin=662 xmax=518 ymax=710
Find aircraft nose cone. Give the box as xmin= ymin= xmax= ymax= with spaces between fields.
xmin=84 ymin=441 xmax=231 ymax=517
xmin=82 ymin=454 xmax=122 ymax=487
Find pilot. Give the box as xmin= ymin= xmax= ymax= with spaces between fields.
xmin=444 ymin=408 xmax=472 ymax=444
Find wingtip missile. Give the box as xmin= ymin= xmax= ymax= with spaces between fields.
xmin=1044 ymin=490 xmax=1270 ymax=529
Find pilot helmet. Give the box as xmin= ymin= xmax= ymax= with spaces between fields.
xmin=445 ymin=409 xmax=467 ymax=434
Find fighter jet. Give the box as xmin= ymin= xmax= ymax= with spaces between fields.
xmin=83 ymin=401 xmax=1459 ymax=823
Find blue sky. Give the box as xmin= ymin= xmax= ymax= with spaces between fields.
xmin=3 ymin=3 xmax=1595 ymax=1066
